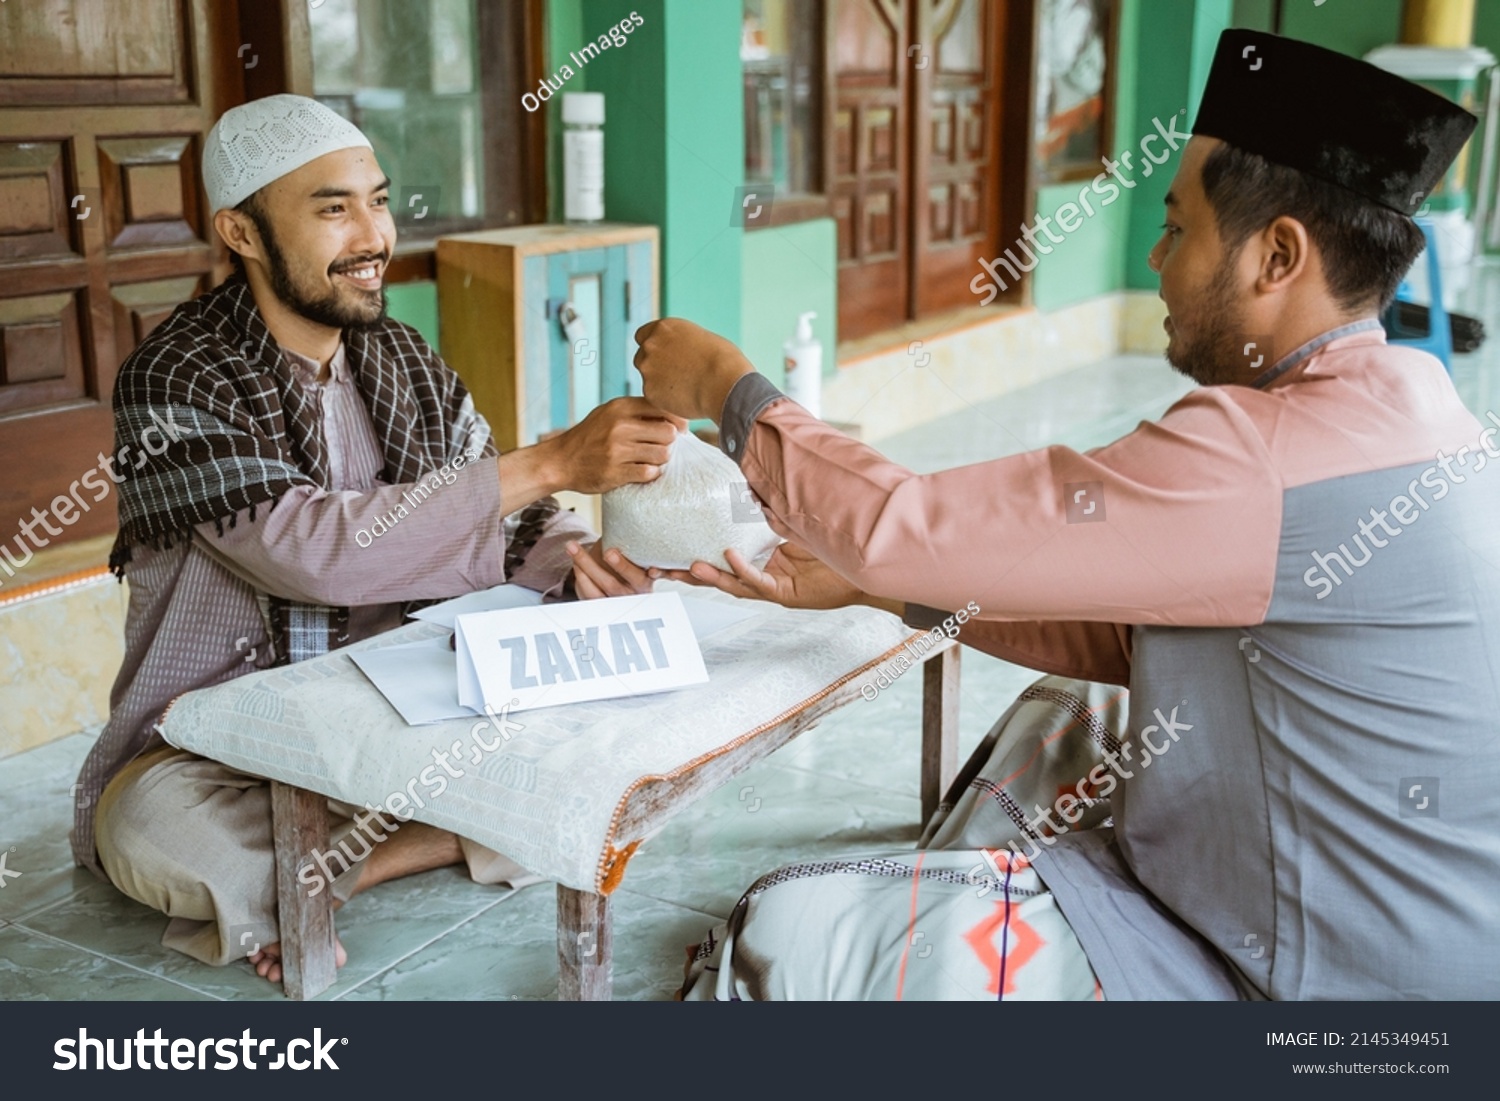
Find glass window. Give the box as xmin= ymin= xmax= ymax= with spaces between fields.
xmin=742 ymin=0 xmax=824 ymax=202
xmin=310 ymin=0 xmax=484 ymax=236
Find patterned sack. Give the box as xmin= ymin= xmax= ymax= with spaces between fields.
xmin=921 ymin=678 xmax=1127 ymax=854
xmin=680 ymin=677 xmax=1129 ymax=1000
xmin=680 ymin=849 xmax=1100 ymax=1000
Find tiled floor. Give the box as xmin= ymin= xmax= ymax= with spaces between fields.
xmin=4 ymin=259 xmax=1498 ymax=1000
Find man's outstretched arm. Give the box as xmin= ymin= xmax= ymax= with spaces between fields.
xmin=194 ymin=397 xmax=680 ymax=607
xmin=633 ymin=318 xmax=1282 ymax=630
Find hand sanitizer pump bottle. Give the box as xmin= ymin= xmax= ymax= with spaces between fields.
xmin=782 ymin=311 xmax=822 ymax=417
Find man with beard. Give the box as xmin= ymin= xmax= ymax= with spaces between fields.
xmin=74 ymin=95 xmax=665 ymax=986
xmin=631 ymin=32 xmax=1500 ymax=999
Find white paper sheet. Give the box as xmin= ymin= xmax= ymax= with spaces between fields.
xmin=359 ymin=591 xmax=762 ymax=724
xmin=349 ymin=638 xmax=472 ymax=726
xmin=408 ymin=583 xmax=545 ymax=628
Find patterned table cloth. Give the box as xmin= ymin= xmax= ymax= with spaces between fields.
xmin=157 ymin=594 xmax=917 ymax=893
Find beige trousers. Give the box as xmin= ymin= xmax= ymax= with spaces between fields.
xmin=95 ymin=745 xmax=536 ymax=967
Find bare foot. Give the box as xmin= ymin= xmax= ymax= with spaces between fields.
xmin=248 ymin=937 xmax=347 ymax=986
xmin=347 ymin=820 xmax=464 ymax=897
xmin=246 ymin=823 xmax=462 ymax=986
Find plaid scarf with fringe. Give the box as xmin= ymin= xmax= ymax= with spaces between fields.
xmin=108 ymin=273 xmax=556 ymax=663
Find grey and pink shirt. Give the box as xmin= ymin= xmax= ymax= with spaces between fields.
xmin=720 ymin=322 xmax=1500 ymax=999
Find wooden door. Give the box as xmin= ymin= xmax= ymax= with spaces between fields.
xmin=831 ymin=0 xmax=1021 ymax=340
xmin=910 ymin=0 xmax=1007 ymax=317
xmin=830 ymin=0 xmax=913 ymax=342
xmin=0 ymin=0 xmax=237 ymax=552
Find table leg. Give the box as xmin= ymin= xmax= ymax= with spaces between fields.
xmin=556 ymin=884 xmax=613 ymax=1001
xmin=921 ymin=645 xmax=961 ymax=826
xmin=270 ymin=781 xmax=339 ymax=1001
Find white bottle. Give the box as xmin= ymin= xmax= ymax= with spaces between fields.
xmin=782 ymin=311 xmax=822 ymax=417
xmin=563 ymin=92 xmax=605 ymax=223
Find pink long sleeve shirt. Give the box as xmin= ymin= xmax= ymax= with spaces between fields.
xmin=719 ymin=322 xmax=1500 ymax=999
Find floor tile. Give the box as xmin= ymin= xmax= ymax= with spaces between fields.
xmin=613 ymin=759 xmax=924 ymax=918
xmin=0 ymin=732 xmax=97 ymax=923
xmin=878 ymin=354 xmax=1193 ymax=472
xmin=0 ymin=924 xmax=211 ymax=1001
xmin=18 ymin=864 xmax=517 ymax=1001
xmin=336 ymin=884 xmax=718 ymax=1002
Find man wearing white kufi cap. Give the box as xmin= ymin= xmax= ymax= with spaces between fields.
xmin=72 ymin=94 xmax=675 ymax=987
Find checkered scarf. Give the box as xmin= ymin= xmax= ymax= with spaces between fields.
xmin=108 ymin=273 xmax=555 ymax=663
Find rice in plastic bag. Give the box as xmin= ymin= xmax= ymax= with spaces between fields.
xmin=601 ymin=430 xmax=782 ymax=570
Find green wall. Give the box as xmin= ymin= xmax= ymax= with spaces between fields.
xmin=1231 ymin=0 xmax=1275 ymax=31
xmin=550 ymin=0 xmax=745 ymax=340
xmin=1032 ymin=0 xmax=1232 ymax=307
xmin=545 ymin=0 xmax=587 ymax=223
xmin=387 ymin=280 xmax=440 ymax=350
xmin=1236 ymin=0 xmax=1500 ymax=63
xmin=1123 ymin=0 xmax=1232 ymax=290
xmin=1279 ymin=0 xmax=1405 ymax=57
xmin=740 ymin=218 xmax=838 ymax=387
xmin=1031 ymin=0 xmax=1139 ymax=310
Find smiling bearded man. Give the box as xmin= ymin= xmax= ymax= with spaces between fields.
xmin=73 ymin=95 xmax=672 ymax=987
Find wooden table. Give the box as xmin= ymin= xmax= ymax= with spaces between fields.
xmin=268 ymin=643 xmax=961 ymax=1001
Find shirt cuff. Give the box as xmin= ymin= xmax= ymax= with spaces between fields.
xmin=719 ymin=373 xmax=787 ymax=466
xmin=902 ymin=604 xmax=948 ymax=631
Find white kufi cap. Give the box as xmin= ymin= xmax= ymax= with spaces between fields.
xmin=202 ymin=94 xmax=373 ymax=212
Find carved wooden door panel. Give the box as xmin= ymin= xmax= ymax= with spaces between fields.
xmin=910 ymin=0 xmax=1006 ymax=317
xmin=0 ymin=0 xmax=234 ymax=554
xmin=830 ymin=0 xmax=912 ymax=343
xmin=831 ymin=0 xmax=1018 ymax=340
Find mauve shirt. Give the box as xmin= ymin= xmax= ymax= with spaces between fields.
xmin=71 ymin=342 xmax=593 ymax=873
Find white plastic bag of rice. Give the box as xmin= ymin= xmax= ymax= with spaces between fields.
xmin=600 ymin=430 xmax=782 ymax=570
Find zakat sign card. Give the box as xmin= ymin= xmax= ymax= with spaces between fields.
xmin=455 ymin=591 xmax=708 ymax=714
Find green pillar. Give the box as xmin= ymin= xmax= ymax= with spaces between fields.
xmin=1124 ymin=0 xmax=1233 ymax=289
xmin=560 ymin=0 xmax=744 ymax=341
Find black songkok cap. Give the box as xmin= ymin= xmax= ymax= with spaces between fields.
xmin=1192 ymin=29 xmax=1477 ymax=216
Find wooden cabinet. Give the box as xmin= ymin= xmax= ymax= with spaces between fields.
xmin=436 ymin=223 xmax=658 ymax=454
